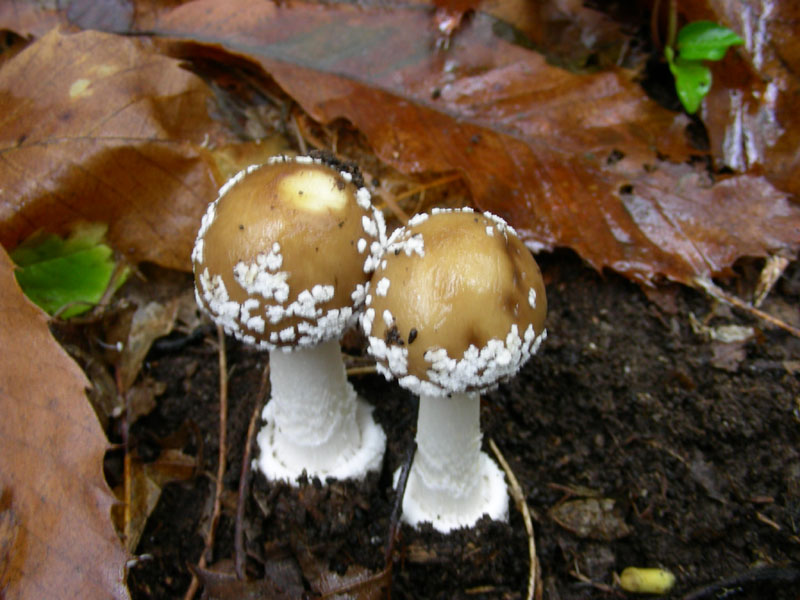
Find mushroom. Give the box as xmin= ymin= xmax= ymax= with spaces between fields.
xmin=192 ymin=153 xmax=386 ymax=483
xmin=362 ymin=208 xmax=547 ymax=532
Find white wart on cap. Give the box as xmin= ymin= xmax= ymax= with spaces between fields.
xmin=193 ymin=154 xmax=384 ymax=351
xmin=363 ymin=208 xmax=547 ymax=395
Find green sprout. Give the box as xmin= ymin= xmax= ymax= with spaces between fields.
xmin=11 ymin=223 xmax=128 ymax=318
xmin=665 ymin=20 xmax=744 ymax=114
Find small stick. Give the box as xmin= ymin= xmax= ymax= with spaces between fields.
xmin=115 ymin=366 xmax=132 ymax=550
xmin=291 ymin=113 xmax=308 ymax=155
xmin=234 ymin=362 xmax=270 ymax=580
xmin=489 ymin=438 xmax=539 ymax=600
xmin=386 ymin=444 xmax=415 ymax=567
xmin=695 ymin=276 xmax=800 ymax=338
xmin=184 ymin=325 xmax=229 ymax=600
xmin=346 ymin=364 xmax=378 ymax=376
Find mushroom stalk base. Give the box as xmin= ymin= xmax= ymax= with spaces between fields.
xmin=399 ymin=392 xmax=508 ymax=533
xmin=256 ymin=339 xmax=385 ymax=484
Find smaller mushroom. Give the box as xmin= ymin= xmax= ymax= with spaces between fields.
xmin=193 ymin=153 xmax=386 ymax=483
xmin=362 ymin=208 xmax=547 ymax=532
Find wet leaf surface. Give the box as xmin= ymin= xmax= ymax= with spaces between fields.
xmin=683 ymin=0 xmax=800 ymax=196
xmin=0 ymin=246 xmax=129 ymax=599
xmin=0 ymin=28 xmax=228 ymax=271
xmin=148 ymin=0 xmax=800 ymax=284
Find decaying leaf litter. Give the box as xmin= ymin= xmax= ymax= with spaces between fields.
xmin=0 ymin=1 xmax=799 ymax=598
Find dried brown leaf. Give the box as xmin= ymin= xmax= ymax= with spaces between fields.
xmin=119 ymin=299 xmax=180 ymax=392
xmin=191 ymin=560 xmax=305 ymax=600
xmin=0 ymin=245 xmax=129 ymax=599
xmin=152 ymin=1 xmax=800 ymax=284
xmin=0 ymin=28 xmax=227 ymax=271
xmin=112 ymin=448 xmax=196 ymax=552
xmin=0 ymin=3 xmax=69 ymax=38
xmin=549 ymin=498 xmax=632 ymax=541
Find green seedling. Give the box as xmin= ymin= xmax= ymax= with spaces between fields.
xmin=665 ymin=21 xmax=744 ymax=114
xmin=11 ymin=223 xmax=128 ymax=318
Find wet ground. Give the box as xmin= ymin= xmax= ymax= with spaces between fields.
xmin=122 ymin=250 xmax=800 ymax=599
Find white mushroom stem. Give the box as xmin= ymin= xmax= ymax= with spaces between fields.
xmin=400 ymin=392 xmax=509 ymax=532
xmin=256 ymin=338 xmax=385 ymax=483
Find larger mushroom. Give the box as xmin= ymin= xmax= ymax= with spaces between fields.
xmin=362 ymin=208 xmax=547 ymax=532
xmin=193 ymin=153 xmax=386 ymax=483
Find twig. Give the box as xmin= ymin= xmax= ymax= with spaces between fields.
xmin=346 ymin=364 xmax=378 ymax=376
xmin=666 ymin=0 xmax=677 ymax=50
xmin=234 ymin=362 xmax=270 ymax=580
xmin=386 ymin=444 xmax=415 ymax=567
xmin=184 ymin=325 xmax=229 ymax=600
xmin=394 ymin=173 xmax=462 ymax=203
xmin=489 ymin=438 xmax=539 ymax=600
xmin=115 ymin=365 xmax=132 ymax=550
xmin=571 ymin=569 xmax=624 ymax=596
xmin=695 ymin=275 xmax=800 ymax=338
xmin=650 ymin=0 xmax=662 ymax=50
xmin=291 ymin=112 xmax=308 ymax=155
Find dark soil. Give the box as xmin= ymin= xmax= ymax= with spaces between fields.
xmin=122 ymin=250 xmax=800 ymax=599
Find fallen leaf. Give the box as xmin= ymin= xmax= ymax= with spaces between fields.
xmin=0 ymin=493 xmax=22 ymax=591
xmin=191 ymin=560 xmax=305 ymax=600
xmin=150 ymin=1 xmax=800 ymax=284
xmin=0 ymin=245 xmax=129 ymax=598
xmin=0 ymin=28 xmax=228 ymax=271
xmin=117 ymin=299 xmax=180 ymax=392
xmin=112 ymin=448 xmax=197 ymax=552
xmin=682 ymin=1 xmax=800 ymax=196
xmin=0 ymin=3 xmax=69 ymax=38
xmin=549 ymin=498 xmax=632 ymax=541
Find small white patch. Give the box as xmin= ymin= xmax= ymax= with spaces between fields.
xmin=233 ymin=259 xmax=290 ymax=304
xmin=357 ymin=238 xmax=367 ymax=253
xmin=375 ymin=277 xmax=391 ymax=297
xmin=197 ymin=268 xmax=241 ymax=334
xmin=368 ymin=318 xmax=547 ymax=397
xmin=362 ymin=214 xmax=378 ymax=237
xmin=482 ymin=210 xmax=517 ymax=237
xmin=528 ymin=287 xmax=537 ymax=308
xmin=485 ymin=226 xmax=494 ymax=237
xmin=361 ymin=307 xmax=375 ymax=336
xmin=356 ymin=187 xmax=372 ymax=211
xmin=386 ymin=228 xmax=425 ymax=258
xmin=408 ymin=213 xmax=430 ymax=226
xmin=191 ymin=237 xmax=204 ymax=265
xmin=383 ymin=309 xmax=394 ymax=327
xmin=311 ymin=284 xmax=334 ymax=303
xmin=351 ymin=283 xmax=367 ymax=307
xmin=366 ymin=336 xmax=409 ymax=376
xmin=217 ymin=163 xmax=262 ymax=199
xmin=247 ymin=315 xmax=265 ymax=333
xmin=279 ymin=326 xmax=295 ymax=342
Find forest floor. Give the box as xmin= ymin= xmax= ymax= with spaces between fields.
xmin=115 ymin=250 xmax=800 ymax=599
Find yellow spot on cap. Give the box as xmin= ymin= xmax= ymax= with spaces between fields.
xmin=69 ymin=78 xmax=91 ymax=99
xmin=279 ymin=169 xmax=348 ymax=214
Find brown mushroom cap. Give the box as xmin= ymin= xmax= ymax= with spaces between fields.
xmin=363 ymin=208 xmax=546 ymax=396
xmin=193 ymin=155 xmax=383 ymax=349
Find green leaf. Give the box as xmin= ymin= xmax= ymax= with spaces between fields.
xmin=666 ymin=50 xmax=712 ymax=114
xmin=11 ymin=224 xmax=127 ymax=318
xmin=676 ymin=21 xmax=744 ymax=61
